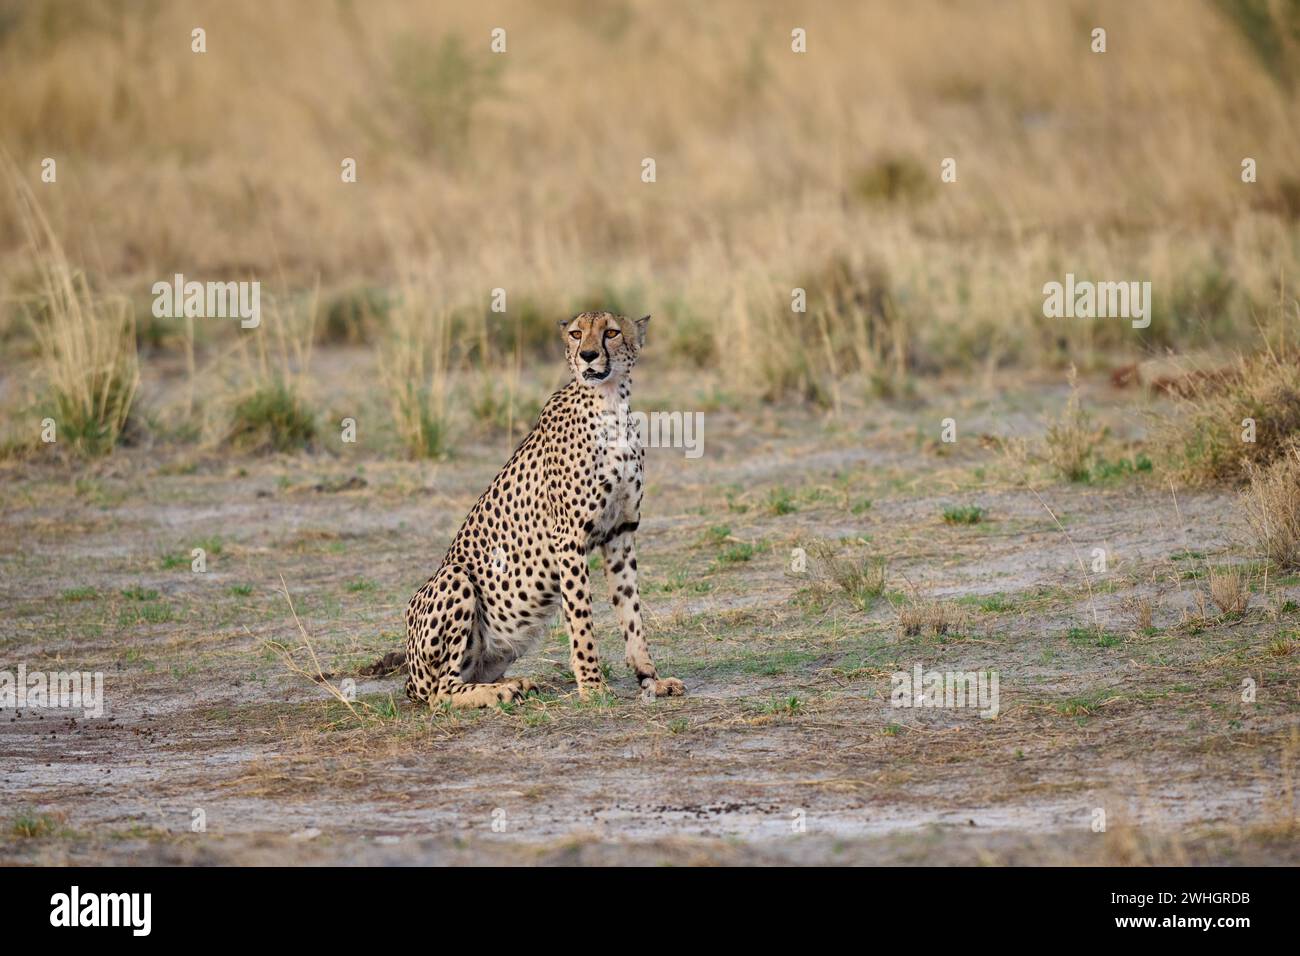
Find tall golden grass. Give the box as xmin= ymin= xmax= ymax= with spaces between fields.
xmin=379 ymin=268 xmax=454 ymax=458
xmin=7 ymin=162 xmax=137 ymax=456
xmin=1243 ymin=440 xmax=1300 ymax=569
xmin=2 ymin=0 xmax=1300 ymax=446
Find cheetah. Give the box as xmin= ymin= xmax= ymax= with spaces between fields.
xmin=401 ymin=310 xmax=685 ymax=709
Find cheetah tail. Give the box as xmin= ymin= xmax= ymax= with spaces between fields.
xmin=358 ymin=649 xmax=407 ymax=677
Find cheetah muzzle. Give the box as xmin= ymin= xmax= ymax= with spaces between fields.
xmin=396 ymin=310 xmax=686 ymax=709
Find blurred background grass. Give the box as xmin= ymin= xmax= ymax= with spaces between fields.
xmin=1 ymin=0 xmax=1299 ymax=455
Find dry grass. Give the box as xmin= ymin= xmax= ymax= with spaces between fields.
xmin=1242 ymin=441 xmax=1300 ymax=569
xmin=1120 ymin=592 xmax=1159 ymax=634
xmin=1043 ymin=367 xmax=1099 ymax=482
xmin=8 ymin=167 xmax=137 ymax=457
xmin=1 ymin=1 xmax=1300 ymax=464
xmin=1152 ymin=345 xmax=1300 ymax=486
xmin=1207 ymin=564 xmax=1251 ymax=618
xmin=1 ymin=0 xmax=1299 ymax=401
xmin=810 ymin=540 xmax=887 ymax=611
xmin=379 ymin=270 xmax=454 ymax=458
xmin=896 ymin=596 xmax=967 ymax=637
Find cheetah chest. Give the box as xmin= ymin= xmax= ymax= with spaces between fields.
xmin=592 ymin=422 xmax=642 ymax=538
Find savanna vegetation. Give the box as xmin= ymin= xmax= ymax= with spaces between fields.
xmin=3 ymin=0 xmax=1299 ymax=865
xmin=1 ymin=0 xmax=1299 ymax=464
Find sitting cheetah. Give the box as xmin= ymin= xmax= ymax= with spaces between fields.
xmin=401 ymin=310 xmax=685 ymax=709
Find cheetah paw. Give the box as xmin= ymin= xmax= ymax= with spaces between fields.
xmin=640 ymin=677 xmax=686 ymax=702
xmin=497 ymin=679 xmax=539 ymax=703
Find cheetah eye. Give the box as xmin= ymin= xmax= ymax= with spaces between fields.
xmin=604 ymin=329 xmax=620 ymax=339
xmin=568 ymin=330 xmax=581 ymax=340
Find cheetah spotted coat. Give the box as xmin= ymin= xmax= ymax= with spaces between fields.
xmin=403 ymin=311 xmax=685 ymax=708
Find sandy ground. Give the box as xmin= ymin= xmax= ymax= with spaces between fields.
xmin=2 ymin=363 xmax=1298 ymax=865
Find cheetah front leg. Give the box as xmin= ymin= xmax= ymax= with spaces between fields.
xmin=439 ymin=677 xmax=538 ymax=709
xmin=560 ymin=552 xmax=605 ymax=698
xmin=602 ymin=531 xmax=684 ymax=698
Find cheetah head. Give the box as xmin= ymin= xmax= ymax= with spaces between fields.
xmin=559 ymin=311 xmax=649 ymax=387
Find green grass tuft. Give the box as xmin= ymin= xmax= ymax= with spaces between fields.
xmin=942 ymin=504 xmax=986 ymax=525
xmin=767 ymin=486 xmax=797 ymax=515
xmin=227 ymin=382 xmax=318 ymax=454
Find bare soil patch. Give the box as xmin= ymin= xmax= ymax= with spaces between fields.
xmin=3 ymin=373 xmax=1298 ymax=865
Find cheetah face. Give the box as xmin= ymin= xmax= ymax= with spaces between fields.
xmin=560 ymin=311 xmax=649 ymax=387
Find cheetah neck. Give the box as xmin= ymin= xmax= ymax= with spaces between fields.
xmin=592 ymin=375 xmax=632 ymax=413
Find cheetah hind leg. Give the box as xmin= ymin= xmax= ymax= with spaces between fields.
xmin=407 ymin=567 xmax=540 ymax=710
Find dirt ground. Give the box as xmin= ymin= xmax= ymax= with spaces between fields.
xmin=2 ymin=360 xmax=1298 ymax=866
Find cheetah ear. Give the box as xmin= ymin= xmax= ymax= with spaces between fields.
xmin=634 ymin=314 xmax=650 ymax=347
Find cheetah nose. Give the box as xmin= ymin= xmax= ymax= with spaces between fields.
xmin=579 ymin=349 xmax=600 ymax=363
